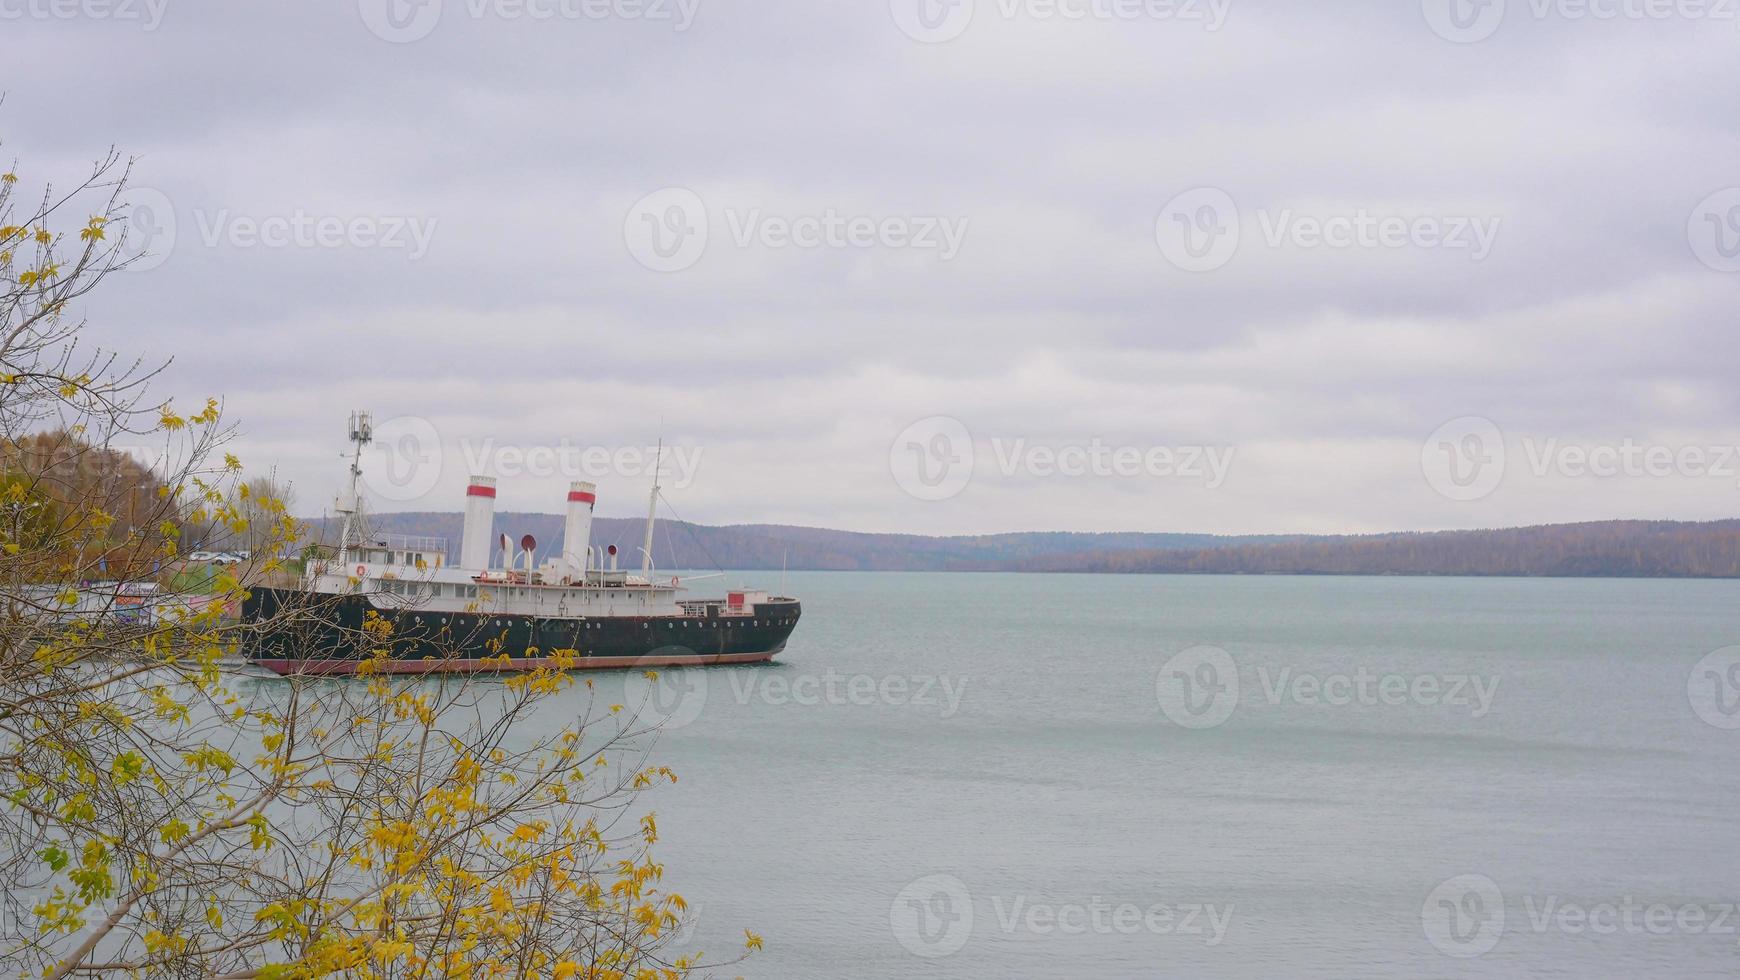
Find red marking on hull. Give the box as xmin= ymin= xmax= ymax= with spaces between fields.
xmin=466 ymin=484 xmax=497 ymax=498
xmin=251 ymin=648 xmax=782 ymax=676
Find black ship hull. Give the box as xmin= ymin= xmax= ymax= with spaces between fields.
xmin=241 ymin=586 xmax=801 ymax=675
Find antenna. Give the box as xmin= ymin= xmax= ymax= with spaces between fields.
xmin=640 ymin=437 xmax=663 ymax=579
xmin=337 ymin=410 xmax=373 ymax=563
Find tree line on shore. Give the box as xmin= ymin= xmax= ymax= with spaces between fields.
xmin=333 ymin=511 xmax=1740 ymax=578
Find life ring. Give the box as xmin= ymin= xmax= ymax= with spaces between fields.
xmin=355 ymin=564 xmax=366 ymax=577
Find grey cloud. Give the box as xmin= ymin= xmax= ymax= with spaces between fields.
xmin=7 ymin=0 xmax=1740 ymax=533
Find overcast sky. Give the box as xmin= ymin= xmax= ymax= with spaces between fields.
xmin=8 ymin=0 xmax=1740 ymax=534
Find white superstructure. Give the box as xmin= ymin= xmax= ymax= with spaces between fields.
xmin=308 ymin=414 xmax=717 ymax=620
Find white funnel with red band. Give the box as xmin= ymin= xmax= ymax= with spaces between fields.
xmin=563 ymin=481 xmax=596 ymax=578
xmin=459 ymin=476 xmax=496 ymax=570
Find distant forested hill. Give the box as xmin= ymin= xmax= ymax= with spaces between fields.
xmin=300 ymin=514 xmax=1740 ymax=578
xmin=303 ymin=513 xmax=1252 ymax=572
xmin=1010 ymin=520 xmax=1740 ymax=578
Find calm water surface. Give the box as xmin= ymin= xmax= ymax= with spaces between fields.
xmin=576 ymin=572 xmax=1740 ymax=979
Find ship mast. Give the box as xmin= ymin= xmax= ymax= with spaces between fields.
xmin=336 ymin=410 xmax=372 ymax=565
xmin=640 ymin=438 xmax=661 ymax=580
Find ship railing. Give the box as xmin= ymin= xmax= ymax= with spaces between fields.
xmin=678 ymin=599 xmax=755 ymax=617
xmin=374 ymin=533 xmax=448 ymax=554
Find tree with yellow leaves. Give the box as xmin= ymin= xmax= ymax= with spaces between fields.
xmin=0 ymin=141 xmax=749 ymax=977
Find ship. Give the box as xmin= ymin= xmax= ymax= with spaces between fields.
xmin=241 ymin=411 xmax=801 ymax=675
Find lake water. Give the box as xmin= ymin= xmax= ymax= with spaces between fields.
xmin=581 ymin=572 xmax=1740 ymax=979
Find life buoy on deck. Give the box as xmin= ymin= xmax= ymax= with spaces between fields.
xmin=355 ymin=564 xmax=366 ymax=577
